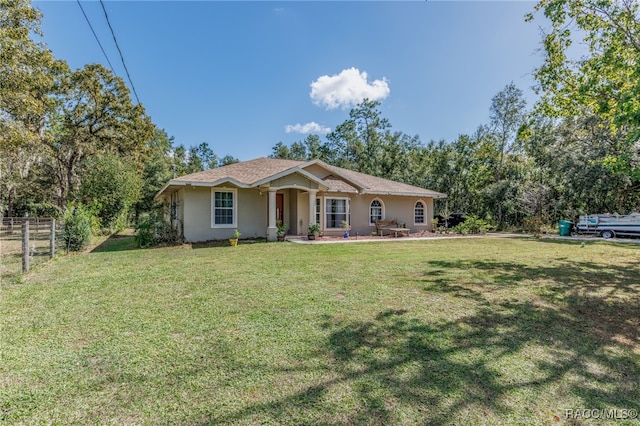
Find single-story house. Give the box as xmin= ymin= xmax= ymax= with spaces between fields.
xmin=155 ymin=157 xmax=446 ymax=242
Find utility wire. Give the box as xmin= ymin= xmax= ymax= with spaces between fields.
xmin=76 ymin=0 xmax=117 ymax=75
xmin=99 ymin=0 xmax=141 ymax=104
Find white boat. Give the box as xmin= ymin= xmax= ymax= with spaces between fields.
xmin=576 ymin=213 xmax=640 ymax=239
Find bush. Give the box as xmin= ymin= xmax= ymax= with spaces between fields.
xmin=135 ymin=215 xmax=156 ymax=248
xmin=522 ymin=216 xmax=546 ymax=237
xmin=62 ymin=205 xmax=93 ymax=251
xmin=451 ymin=215 xmax=494 ymax=235
xmin=135 ymin=203 xmax=183 ymax=248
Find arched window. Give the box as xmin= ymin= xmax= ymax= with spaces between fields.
xmin=370 ymin=199 xmax=384 ymax=224
xmin=414 ymin=201 xmax=425 ymax=224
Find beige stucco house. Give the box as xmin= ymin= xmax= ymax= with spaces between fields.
xmin=155 ymin=157 xmax=446 ymax=242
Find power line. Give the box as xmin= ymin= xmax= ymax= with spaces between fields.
xmin=76 ymin=0 xmax=116 ymax=75
xmin=98 ymin=0 xmax=141 ymax=104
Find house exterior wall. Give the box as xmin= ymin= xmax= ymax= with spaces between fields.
xmin=181 ymin=186 xmax=267 ymax=242
xmin=287 ymin=189 xmax=298 ymax=235
xmin=317 ymin=193 xmax=435 ymax=236
xmin=174 ymin=187 xmax=435 ymax=242
xmin=297 ymin=190 xmax=312 ymax=235
xmin=238 ymin=189 xmax=268 ymax=239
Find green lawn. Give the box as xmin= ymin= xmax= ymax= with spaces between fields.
xmin=1 ymin=237 xmax=639 ymax=425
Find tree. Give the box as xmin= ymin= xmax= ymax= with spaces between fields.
xmin=0 ymin=145 xmax=35 ymax=216
xmin=79 ymin=152 xmax=141 ymax=231
xmin=521 ymin=114 xmax=640 ymax=218
xmin=527 ymin=0 xmax=640 ymax=180
xmin=136 ymin=128 xmax=174 ymax=218
xmin=218 ymin=155 xmax=239 ymax=167
xmin=0 ymin=0 xmax=66 ymax=215
xmin=303 ymin=134 xmax=323 ymax=160
xmin=271 ymin=142 xmax=292 ymax=159
xmin=271 ymin=100 xmax=429 ymax=188
xmin=0 ymin=0 xmax=64 ymax=142
xmin=324 ymin=99 xmax=392 ymax=173
xmin=270 ymin=134 xmax=324 ymax=161
xmin=186 ymin=142 xmax=218 ymax=172
xmin=43 ymin=63 xmax=154 ymax=205
xmin=488 ymin=83 xmax=528 ymax=226
xmin=490 ymin=82 xmax=527 ymax=178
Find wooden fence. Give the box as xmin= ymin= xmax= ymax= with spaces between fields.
xmin=0 ymin=217 xmax=62 ymax=277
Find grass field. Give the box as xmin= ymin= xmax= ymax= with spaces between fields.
xmin=1 ymin=236 xmax=639 ymax=425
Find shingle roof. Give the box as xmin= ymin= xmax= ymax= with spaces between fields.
xmin=322 ymin=175 xmax=358 ymax=193
xmin=175 ymin=157 xmax=304 ymax=186
xmin=327 ymin=165 xmax=445 ymax=197
xmin=158 ymin=157 xmax=446 ymax=198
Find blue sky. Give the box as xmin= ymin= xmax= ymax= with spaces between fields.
xmin=33 ymin=1 xmax=545 ymax=161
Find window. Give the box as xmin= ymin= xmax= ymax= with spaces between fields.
xmin=369 ymin=199 xmax=383 ymax=224
xmin=325 ymin=198 xmax=349 ymax=228
xmin=414 ymin=200 xmax=425 ymax=224
xmin=212 ymin=189 xmax=236 ymax=227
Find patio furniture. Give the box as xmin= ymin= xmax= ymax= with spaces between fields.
xmin=375 ymin=219 xmax=398 ymax=236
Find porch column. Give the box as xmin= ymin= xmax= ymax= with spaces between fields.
xmin=267 ymin=189 xmax=277 ymax=241
xmin=308 ymin=190 xmax=317 ymax=228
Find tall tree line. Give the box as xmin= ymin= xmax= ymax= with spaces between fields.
xmin=272 ymin=82 xmax=639 ymax=228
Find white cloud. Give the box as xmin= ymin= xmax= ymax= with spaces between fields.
xmin=309 ymin=67 xmax=390 ymax=110
xmin=285 ymin=122 xmax=331 ymax=135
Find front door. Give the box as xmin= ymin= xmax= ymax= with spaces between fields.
xmin=276 ymin=193 xmax=284 ymax=227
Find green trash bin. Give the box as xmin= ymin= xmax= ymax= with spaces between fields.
xmin=558 ymin=220 xmax=572 ymax=236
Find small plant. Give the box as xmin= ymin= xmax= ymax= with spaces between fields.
xmin=308 ymin=223 xmax=320 ymax=235
xmin=276 ymin=220 xmax=287 ymax=235
xmin=228 ymin=229 xmax=241 ymax=246
xmin=341 ymin=220 xmax=350 ymax=238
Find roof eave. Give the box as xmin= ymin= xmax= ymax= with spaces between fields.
xmin=154 ymin=178 xmax=250 ymax=200
xmin=361 ymin=190 xmax=448 ymax=198
xmin=324 ymin=189 xmax=359 ymax=194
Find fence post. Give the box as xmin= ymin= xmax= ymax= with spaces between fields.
xmin=50 ymin=218 xmax=56 ymax=259
xmin=22 ymin=216 xmax=30 ymax=274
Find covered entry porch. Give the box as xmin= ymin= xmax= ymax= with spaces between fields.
xmin=259 ymin=171 xmax=327 ymax=241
